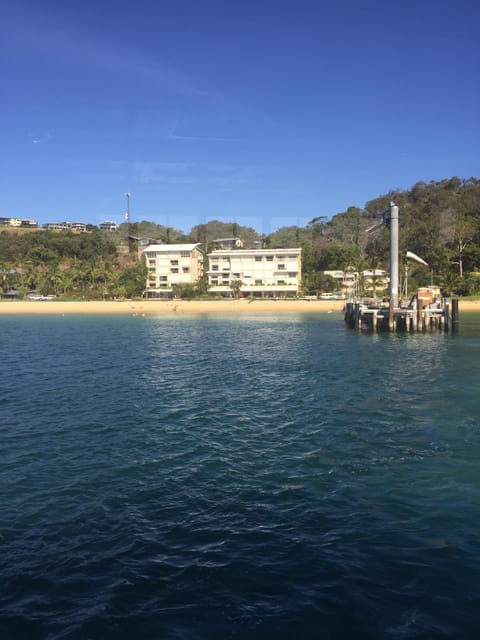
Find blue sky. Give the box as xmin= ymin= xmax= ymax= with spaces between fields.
xmin=2 ymin=0 xmax=479 ymax=233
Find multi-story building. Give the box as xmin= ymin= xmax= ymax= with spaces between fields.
xmin=323 ymin=269 xmax=389 ymax=298
xmin=0 ymin=217 xmax=38 ymax=228
xmin=43 ymin=221 xmax=87 ymax=232
xmin=99 ymin=221 xmax=119 ymax=231
xmin=143 ymin=244 xmax=204 ymax=298
xmin=207 ymin=248 xmax=302 ymax=298
xmin=212 ymin=237 xmax=244 ymax=250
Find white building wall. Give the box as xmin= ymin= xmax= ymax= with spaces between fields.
xmin=207 ymin=248 xmax=301 ymax=297
xmin=143 ymin=244 xmax=203 ymax=294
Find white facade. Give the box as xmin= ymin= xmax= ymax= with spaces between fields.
xmin=0 ymin=217 xmax=22 ymax=227
xmin=143 ymin=244 xmax=204 ymax=297
xmin=207 ymin=248 xmax=302 ymax=297
xmin=99 ymin=221 xmax=118 ymax=231
xmin=323 ymin=269 xmax=389 ymax=297
xmin=43 ymin=221 xmax=87 ymax=231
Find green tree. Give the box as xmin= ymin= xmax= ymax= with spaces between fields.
xmin=117 ymin=263 xmax=148 ymax=298
xmin=230 ymin=279 xmax=243 ymax=299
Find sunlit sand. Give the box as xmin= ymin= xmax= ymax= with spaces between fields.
xmin=1 ymin=299 xmax=478 ymax=315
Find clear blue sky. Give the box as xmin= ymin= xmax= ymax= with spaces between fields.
xmin=2 ymin=0 xmax=479 ymax=234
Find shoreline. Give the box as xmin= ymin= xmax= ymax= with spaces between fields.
xmin=0 ymin=299 xmax=345 ymax=315
xmin=1 ymin=299 xmax=479 ymax=315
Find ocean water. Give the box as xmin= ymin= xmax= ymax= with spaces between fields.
xmin=1 ymin=311 xmax=480 ymax=639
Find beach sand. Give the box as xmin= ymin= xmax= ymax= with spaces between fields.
xmin=1 ymin=299 xmax=479 ymax=315
xmin=0 ymin=299 xmax=346 ymax=315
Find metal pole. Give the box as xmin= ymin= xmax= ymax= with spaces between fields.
xmin=389 ymin=202 xmax=399 ymax=329
xmin=125 ymin=192 xmax=131 ymax=223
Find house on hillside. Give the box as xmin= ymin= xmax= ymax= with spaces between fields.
xmin=143 ymin=244 xmax=204 ymax=298
xmin=99 ymin=221 xmax=119 ymax=231
xmin=212 ymin=237 xmax=244 ymax=250
xmin=43 ymin=221 xmax=87 ymax=232
xmin=322 ymin=269 xmax=389 ymax=298
xmin=0 ymin=217 xmax=22 ymax=227
xmin=207 ymin=248 xmax=302 ymax=298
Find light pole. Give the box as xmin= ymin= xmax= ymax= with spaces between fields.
xmin=389 ymin=202 xmax=399 ymax=329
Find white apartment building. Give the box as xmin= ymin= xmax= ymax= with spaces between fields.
xmin=143 ymin=244 xmax=204 ymax=297
xmin=207 ymin=248 xmax=302 ymax=298
xmin=323 ymin=269 xmax=389 ymax=297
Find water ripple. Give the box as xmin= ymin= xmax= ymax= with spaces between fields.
xmin=1 ymin=314 xmax=480 ymax=638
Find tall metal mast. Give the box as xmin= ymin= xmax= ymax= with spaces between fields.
xmin=125 ymin=192 xmax=131 ymax=224
xmin=389 ymin=202 xmax=399 ymax=328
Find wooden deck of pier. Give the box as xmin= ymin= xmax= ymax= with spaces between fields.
xmin=344 ymin=299 xmax=459 ymax=332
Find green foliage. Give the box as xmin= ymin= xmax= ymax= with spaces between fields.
xmin=267 ymin=226 xmax=310 ymax=248
xmin=117 ymin=264 xmax=148 ymax=298
xmin=189 ymin=220 xmax=260 ymax=247
xmin=119 ymin=221 xmax=188 ymax=243
xmin=229 ymin=279 xmax=243 ymax=299
xmin=172 ymin=278 xmax=210 ymax=299
xmin=172 ymin=283 xmax=197 ymax=299
xmin=302 ymin=272 xmax=337 ymax=295
xmin=314 ymin=243 xmax=363 ymax=271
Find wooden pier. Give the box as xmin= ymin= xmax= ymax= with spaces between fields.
xmin=345 ymin=297 xmax=459 ymax=333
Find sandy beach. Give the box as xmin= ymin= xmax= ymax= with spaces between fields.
xmin=0 ymin=299 xmax=348 ymax=315
xmin=1 ymin=298 xmax=479 ymax=315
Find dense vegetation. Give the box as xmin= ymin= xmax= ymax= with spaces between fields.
xmin=1 ymin=177 xmax=480 ymax=298
xmin=0 ymin=229 xmax=147 ymax=299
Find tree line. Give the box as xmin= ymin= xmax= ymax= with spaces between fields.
xmin=1 ymin=177 xmax=480 ymax=298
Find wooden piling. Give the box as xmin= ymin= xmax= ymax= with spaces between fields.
xmin=452 ymin=299 xmax=459 ymax=332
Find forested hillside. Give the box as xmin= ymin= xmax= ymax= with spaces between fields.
xmin=0 ymin=229 xmax=147 ymax=298
xmin=1 ymin=177 xmax=480 ymax=298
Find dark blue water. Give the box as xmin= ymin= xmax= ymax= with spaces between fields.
xmin=1 ymin=312 xmax=480 ymax=639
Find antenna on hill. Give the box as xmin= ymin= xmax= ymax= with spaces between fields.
xmin=125 ymin=192 xmax=131 ymax=223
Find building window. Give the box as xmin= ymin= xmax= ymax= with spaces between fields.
xmin=148 ymin=259 xmax=155 ymax=266
xmin=159 ymin=276 xmax=167 ymax=281
xmin=288 ymin=272 xmax=297 ymax=278
xmin=180 ymin=251 xmax=190 ymax=258
xmin=232 ymin=273 xmax=240 ymax=278
xmin=148 ymin=267 xmax=155 ymax=273
xmin=222 ymin=257 xmax=229 ymax=261
xmin=255 ymin=256 xmax=262 ymax=262
xmin=278 ymin=264 xmax=285 ymax=270
xmin=170 ymin=268 xmax=179 ymax=273
xmin=277 ymin=280 xmax=286 ymax=285
xmin=266 ymin=256 xmax=274 ymax=261
xmin=211 ymin=279 xmax=218 ymax=285
xmin=277 ymin=255 xmax=285 ymax=260
xmin=170 ymin=259 xmax=178 ymax=265
xmin=145 ymin=251 xmax=156 ymax=258
xmin=212 ymin=265 xmax=219 ymax=271
xmin=255 ymin=279 xmax=263 ymax=285
xmin=182 ymin=267 xmax=190 ymax=273
xmin=222 ymin=280 xmax=229 ymax=286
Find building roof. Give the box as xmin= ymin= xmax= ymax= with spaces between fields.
xmin=143 ymin=244 xmax=202 ymax=252
xmin=208 ymin=248 xmax=301 ymax=256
